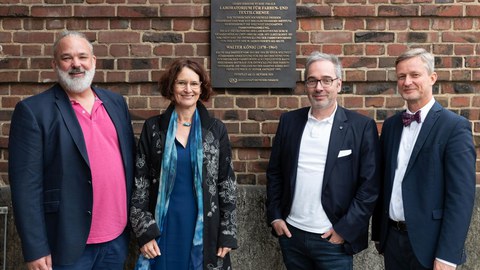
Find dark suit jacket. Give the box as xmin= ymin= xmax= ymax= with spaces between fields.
xmin=372 ymin=101 xmax=476 ymax=268
xmin=266 ymin=106 xmax=380 ymax=255
xmin=9 ymin=84 xmax=135 ymax=265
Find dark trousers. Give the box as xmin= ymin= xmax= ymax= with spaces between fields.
xmin=54 ymin=230 xmax=129 ymax=270
xmin=278 ymin=223 xmax=352 ymax=270
xmin=384 ymin=226 xmax=431 ymax=270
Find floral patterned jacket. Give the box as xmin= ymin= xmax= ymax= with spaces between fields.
xmin=130 ymin=102 xmax=238 ymax=270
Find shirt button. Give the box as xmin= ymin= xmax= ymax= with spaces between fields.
xmin=87 ymin=211 xmax=92 ymax=216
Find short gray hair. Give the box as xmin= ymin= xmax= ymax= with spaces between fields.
xmin=53 ymin=31 xmax=93 ymax=57
xmin=395 ymin=48 xmax=435 ymax=75
xmin=305 ymin=51 xmax=343 ymax=81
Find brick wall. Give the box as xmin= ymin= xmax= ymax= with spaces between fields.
xmin=0 ymin=0 xmax=479 ymax=187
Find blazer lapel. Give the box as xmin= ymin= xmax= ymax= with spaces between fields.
xmin=323 ymin=106 xmax=348 ymax=188
xmin=404 ymin=102 xmax=442 ymax=177
xmin=95 ymin=88 xmax=129 ymax=170
xmin=387 ymin=113 xmax=404 ymax=185
xmin=54 ymin=85 xmax=90 ymax=166
xmin=288 ymin=108 xmax=309 ymax=193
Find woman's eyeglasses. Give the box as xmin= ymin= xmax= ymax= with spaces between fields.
xmin=175 ymin=80 xmax=202 ymax=90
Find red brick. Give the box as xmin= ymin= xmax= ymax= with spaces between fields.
xmin=74 ymin=6 xmax=115 ymax=17
xmin=311 ymin=31 xmax=352 ymax=44
xmin=366 ymin=45 xmax=385 ymax=55
xmin=13 ymin=32 xmax=54 ymax=43
xmin=0 ymin=5 xmax=29 ymax=16
xmin=432 ymin=18 xmax=451 ymax=30
xmin=410 ymin=18 xmax=431 ymax=30
xmin=160 ymin=5 xmax=202 ymax=17
xmin=279 ymin=97 xmax=300 ymax=109
xmin=333 ymin=6 xmax=375 ymax=17
xmin=128 ymin=71 xmax=150 ymax=82
xmin=1 ymin=96 xmax=21 ymax=108
xmin=214 ymin=96 xmax=234 ymax=108
xmin=31 ymin=6 xmax=71 ymax=17
xmin=241 ymin=123 xmax=260 ymax=134
xmin=344 ymin=45 xmax=364 ymax=56
xmin=385 ymin=97 xmax=405 ymax=108
xmin=173 ymin=18 xmax=192 ymax=31
xmin=109 ymin=44 xmax=129 ymax=57
xmin=174 ymin=44 xmax=194 ymax=56
xmin=184 ymin=32 xmax=209 ymax=43
xmin=106 ymin=71 xmax=127 ymax=82
xmin=465 ymin=57 xmax=480 ymax=68
xmin=98 ymin=31 xmax=140 ymax=43
xmin=366 ymin=18 xmax=387 ymax=30
xmin=345 ymin=19 xmax=364 ymax=31
xmin=111 ymin=19 xmax=130 ymax=29
xmin=367 ymin=70 xmax=387 ymax=81
xmin=236 ymin=97 xmax=256 ymax=108
xmin=453 ymin=18 xmax=474 ymax=30
xmin=257 ymin=97 xmax=277 ymax=108
xmin=153 ymin=45 xmax=174 ymax=56
xmin=66 ymin=18 xmax=87 ymax=31
xmin=131 ymin=19 xmax=152 ymax=30
xmin=466 ymin=5 xmax=479 ymax=16
xmin=343 ymin=97 xmax=363 ymax=108
xmin=118 ymin=6 xmax=158 ymax=17
xmin=19 ymin=71 xmax=39 ymax=82
xmin=2 ymin=18 xmax=22 ymax=30
xmin=388 ymin=18 xmax=408 ymax=30
xmin=131 ymin=45 xmax=152 ymax=57
xmin=321 ymin=45 xmax=342 ymax=55
xmin=345 ymin=70 xmax=366 ymax=81
xmin=378 ymin=5 xmax=418 ymax=16
xmin=450 ymin=97 xmax=470 ymax=107
xmin=451 ymin=70 xmax=471 ymax=81
xmin=421 ymin=5 xmax=463 ymax=17
xmin=300 ymin=18 xmax=322 ymax=31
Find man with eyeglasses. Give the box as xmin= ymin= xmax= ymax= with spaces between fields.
xmin=266 ymin=51 xmax=381 ymax=269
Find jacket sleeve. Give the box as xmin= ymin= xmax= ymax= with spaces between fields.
xmin=216 ymin=120 xmax=239 ymax=249
xmin=265 ymin=113 xmax=287 ymax=224
xmin=333 ymin=118 xmax=381 ymax=244
xmin=435 ymin=117 xmax=476 ymax=264
xmin=9 ymin=101 xmax=51 ymax=262
xmin=129 ymin=119 xmax=161 ymax=248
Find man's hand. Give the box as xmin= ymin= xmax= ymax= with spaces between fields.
xmin=27 ymin=255 xmax=52 ymax=270
xmin=272 ymin=219 xmax=292 ymax=238
xmin=140 ymin=239 xmax=161 ymax=259
xmin=322 ymin=228 xmax=344 ymax=244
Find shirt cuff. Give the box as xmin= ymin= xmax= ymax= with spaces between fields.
xmin=435 ymin=258 xmax=457 ymax=268
xmin=271 ymin=219 xmax=282 ymax=225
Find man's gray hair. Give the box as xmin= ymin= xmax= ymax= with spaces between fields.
xmin=53 ymin=31 xmax=93 ymax=56
xmin=305 ymin=51 xmax=343 ymax=81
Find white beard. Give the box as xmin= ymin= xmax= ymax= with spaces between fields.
xmin=56 ymin=67 xmax=95 ymax=94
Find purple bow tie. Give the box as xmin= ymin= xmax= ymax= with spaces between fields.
xmin=402 ymin=110 xmax=421 ymax=126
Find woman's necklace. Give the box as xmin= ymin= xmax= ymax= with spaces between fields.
xmin=182 ymin=122 xmax=191 ymax=127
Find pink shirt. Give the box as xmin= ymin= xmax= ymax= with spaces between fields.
xmin=71 ymin=96 xmax=127 ymax=244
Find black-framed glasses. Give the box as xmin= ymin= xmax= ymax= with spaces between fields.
xmin=305 ymin=77 xmax=339 ymax=88
xmin=175 ymin=80 xmax=202 ymax=90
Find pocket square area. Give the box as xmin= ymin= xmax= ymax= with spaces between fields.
xmin=338 ymin=149 xmax=352 ymax=158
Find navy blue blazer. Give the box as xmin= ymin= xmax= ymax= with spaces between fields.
xmin=266 ymin=106 xmax=380 ymax=255
xmin=372 ymin=102 xmax=476 ymax=268
xmin=9 ymin=84 xmax=135 ymax=265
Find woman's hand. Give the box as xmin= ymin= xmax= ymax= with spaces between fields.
xmin=217 ymin=247 xmax=232 ymax=258
xmin=140 ymin=239 xmax=161 ymax=259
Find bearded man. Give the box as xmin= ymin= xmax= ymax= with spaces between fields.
xmin=9 ymin=31 xmax=135 ymax=270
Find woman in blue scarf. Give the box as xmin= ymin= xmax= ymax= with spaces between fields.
xmin=130 ymin=59 xmax=238 ymax=270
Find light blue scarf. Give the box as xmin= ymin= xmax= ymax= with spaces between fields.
xmin=135 ymin=109 xmax=204 ymax=270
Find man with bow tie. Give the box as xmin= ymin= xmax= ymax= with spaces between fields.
xmin=372 ymin=48 xmax=476 ymax=270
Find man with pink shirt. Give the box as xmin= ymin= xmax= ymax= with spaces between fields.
xmin=9 ymin=31 xmax=135 ymax=270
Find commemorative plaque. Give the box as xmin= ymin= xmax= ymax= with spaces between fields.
xmin=211 ymin=0 xmax=296 ymax=88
